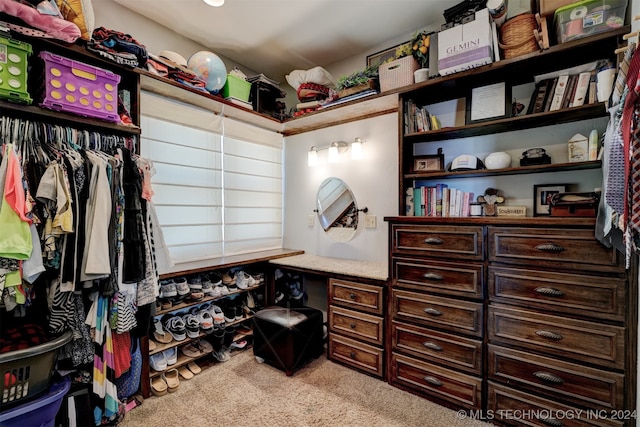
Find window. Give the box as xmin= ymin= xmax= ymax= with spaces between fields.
xmin=140 ymin=91 xmax=283 ymax=272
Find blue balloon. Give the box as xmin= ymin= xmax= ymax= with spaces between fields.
xmin=187 ymin=51 xmax=227 ymax=93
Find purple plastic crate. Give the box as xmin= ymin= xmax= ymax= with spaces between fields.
xmin=38 ymin=51 xmax=120 ymax=122
xmin=0 ymin=376 xmax=70 ymax=427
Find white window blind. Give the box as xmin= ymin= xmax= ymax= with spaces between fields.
xmin=140 ymin=91 xmax=283 ymax=270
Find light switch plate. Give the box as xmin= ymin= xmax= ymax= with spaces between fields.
xmin=308 ymin=214 xmax=315 ymax=227
xmin=364 ymin=215 xmax=376 ymax=228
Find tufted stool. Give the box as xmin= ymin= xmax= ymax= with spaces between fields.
xmin=253 ymin=306 xmax=324 ymax=376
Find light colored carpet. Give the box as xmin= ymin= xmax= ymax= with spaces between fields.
xmin=120 ymin=349 xmax=494 ymax=427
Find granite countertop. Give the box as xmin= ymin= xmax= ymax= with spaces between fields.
xmin=269 ymin=254 xmax=388 ymax=281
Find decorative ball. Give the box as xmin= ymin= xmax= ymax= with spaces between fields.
xmin=484 ymin=151 xmax=512 ymax=169
xmin=187 ymin=51 xmax=227 ymax=93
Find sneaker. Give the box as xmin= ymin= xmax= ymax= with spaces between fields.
xmin=208 ymin=272 xmax=223 ymax=287
xmin=159 ymin=280 xmax=177 ymax=299
xmin=174 ymin=277 xmax=190 ymax=301
xmin=164 ymin=315 xmax=187 ymax=341
xmin=230 ymin=340 xmax=247 ymax=350
xmin=234 ymin=304 xmax=244 ymax=320
xmin=211 ymin=284 xmax=223 ymax=298
xmin=236 ymin=271 xmax=256 ymax=290
xmin=221 ymin=271 xmax=236 ymax=285
xmin=182 ymin=313 xmax=201 ymax=338
xmin=198 ymin=310 xmax=214 ymax=333
xmin=149 ymin=352 xmax=167 ymax=371
xmin=274 ymin=290 xmax=285 ymax=304
xmin=163 ymin=347 xmax=178 ymax=365
xmin=246 ymin=292 xmax=256 ymax=309
xmin=201 ymin=278 xmax=215 ymax=296
xmin=209 ymin=305 xmax=226 ymax=329
xmin=219 ymin=284 xmax=230 ymax=295
xmin=223 ymin=303 xmax=236 ymax=323
xmin=212 ymin=348 xmax=231 ymax=362
xmin=289 ymin=281 xmax=304 ymax=300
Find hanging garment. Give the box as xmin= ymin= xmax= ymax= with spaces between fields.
xmin=0 ymin=144 xmax=32 ymax=261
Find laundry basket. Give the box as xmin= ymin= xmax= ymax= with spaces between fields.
xmin=0 ymin=330 xmax=72 ymax=410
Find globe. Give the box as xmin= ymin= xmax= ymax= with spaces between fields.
xmin=187 ymin=51 xmax=227 ymax=93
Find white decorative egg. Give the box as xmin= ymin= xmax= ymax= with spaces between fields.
xmin=484 ymin=152 xmax=512 ymax=169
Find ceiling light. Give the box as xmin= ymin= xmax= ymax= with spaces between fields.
xmin=203 ymin=0 xmax=224 ymax=6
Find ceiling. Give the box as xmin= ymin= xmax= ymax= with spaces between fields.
xmin=113 ymin=0 xmax=459 ymax=83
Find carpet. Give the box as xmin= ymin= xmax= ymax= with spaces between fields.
xmin=120 ymin=349 xmax=493 ymax=427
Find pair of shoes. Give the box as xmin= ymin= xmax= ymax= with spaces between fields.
xmin=163 ymin=315 xmax=187 ymax=341
xmin=235 ymin=271 xmax=257 ymax=290
xmin=212 ymin=348 xmax=231 ymax=362
xmin=149 ymin=352 xmax=167 ymax=371
xmin=182 ymin=312 xmax=201 ymax=338
xmin=230 ymin=339 xmax=247 ymax=350
xmin=201 ymin=277 xmax=215 ymax=296
xmin=187 ymin=361 xmax=201 ymax=374
xmin=246 ymin=292 xmax=256 ymax=309
xmin=148 ymin=339 xmax=157 ymax=352
xmin=198 ymin=309 xmax=214 ymax=333
xmin=289 ymin=281 xmax=304 ymax=300
xmin=162 ymin=368 xmax=180 ymax=392
xmin=221 ymin=271 xmax=236 ymax=286
xmin=164 ymin=347 xmax=177 ymax=365
xmin=174 ymin=277 xmax=191 ymax=302
xmin=159 ymin=280 xmax=177 ymax=300
xmin=178 ymin=366 xmax=193 ymax=380
xmin=208 ymin=304 xmax=225 ymax=329
xmin=151 ymin=377 xmax=168 ymax=396
xmin=153 ymin=318 xmax=173 ymax=344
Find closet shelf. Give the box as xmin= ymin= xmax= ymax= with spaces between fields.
xmin=155 ymin=284 xmax=264 ymax=316
xmin=0 ymin=100 xmax=141 ymax=136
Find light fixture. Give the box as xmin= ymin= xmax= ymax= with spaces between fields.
xmin=307 ymin=138 xmax=365 ymax=166
xmin=203 ymin=0 xmax=224 ymax=6
xmin=308 ymin=146 xmax=319 ymax=167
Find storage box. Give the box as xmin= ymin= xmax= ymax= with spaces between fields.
xmin=0 ymin=377 xmax=70 ymax=427
xmin=549 ymin=191 xmax=599 ymax=217
xmin=379 ymin=56 xmax=419 ymax=92
xmin=539 ymin=0 xmax=582 ymax=16
xmin=222 ymin=74 xmax=251 ymax=102
xmin=0 ymin=35 xmax=32 ymax=104
xmin=253 ymin=306 xmax=324 ymax=376
xmin=554 ymin=0 xmax=627 ymax=43
xmin=438 ymin=8 xmax=495 ymax=76
xmin=35 ymin=51 xmax=121 ymax=122
xmin=1 ymin=330 xmax=72 ymax=409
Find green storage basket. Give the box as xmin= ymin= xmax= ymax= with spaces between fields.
xmin=222 ymin=74 xmax=251 ymax=102
xmin=0 ymin=35 xmax=32 ymax=104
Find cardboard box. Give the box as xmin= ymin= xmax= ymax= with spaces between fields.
xmin=438 ymin=8 xmax=494 ymax=76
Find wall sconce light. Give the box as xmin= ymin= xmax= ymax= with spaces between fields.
xmin=307 ymin=138 xmax=365 ymax=166
xmin=203 ymin=0 xmax=225 ymax=6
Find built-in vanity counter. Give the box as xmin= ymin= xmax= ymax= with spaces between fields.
xmin=269 ymin=254 xmax=388 ymax=379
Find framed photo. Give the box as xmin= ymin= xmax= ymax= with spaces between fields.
xmin=534 ymin=184 xmax=567 ymax=216
xmin=411 ymin=149 xmax=445 ymax=173
xmin=366 ymin=41 xmax=410 ymax=68
xmin=466 ymin=82 xmax=511 ymax=124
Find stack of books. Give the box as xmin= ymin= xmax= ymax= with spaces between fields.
xmin=527 ymin=70 xmax=597 ymax=114
xmin=406 ymin=184 xmax=475 ymax=217
xmin=403 ymin=99 xmax=442 ymax=134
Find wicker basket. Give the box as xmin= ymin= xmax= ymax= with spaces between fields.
xmin=379 ymin=56 xmax=419 ymax=92
xmin=499 ymin=13 xmax=539 ymax=59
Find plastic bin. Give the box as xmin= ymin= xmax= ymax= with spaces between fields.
xmin=554 ymin=0 xmax=628 ymax=43
xmin=222 ymin=74 xmax=251 ymax=102
xmin=34 ymin=51 xmax=121 ymax=122
xmin=1 ymin=330 xmax=72 ymax=409
xmin=0 ymin=376 xmax=70 ymax=427
xmin=0 ymin=35 xmax=32 ymax=104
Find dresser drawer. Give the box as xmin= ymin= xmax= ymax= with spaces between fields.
xmin=489 ymin=306 xmax=625 ymax=369
xmin=393 ymin=257 xmax=483 ymax=299
xmin=488 ymin=227 xmax=623 ymax=273
xmin=489 ymin=344 xmax=624 ymax=411
xmin=489 ymin=266 xmax=626 ymax=322
xmin=329 ymin=278 xmax=384 ymax=315
xmin=393 ymin=289 xmax=483 ymax=337
xmin=392 ymin=320 xmax=482 ymax=374
xmin=329 ymin=305 xmax=383 ymax=345
xmin=489 ymin=382 xmax=625 ymax=427
xmin=329 ymin=333 xmax=384 ymax=377
xmin=392 ymin=224 xmax=483 ymax=261
xmin=391 ymin=352 xmax=482 ymax=410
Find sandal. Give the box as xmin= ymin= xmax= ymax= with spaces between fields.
xmin=178 ymin=366 xmax=194 ymax=380
xmin=148 ymin=339 xmax=157 ymax=352
xmin=181 ymin=342 xmax=203 ymax=358
xmin=187 ymin=361 xmax=201 ymax=375
xmin=151 ymin=376 xmax=168 ymax=397
xmin=163 ymin=368 xmax=180 ymax=392
xmin=153 ymin=318 xmax=173 ymax=344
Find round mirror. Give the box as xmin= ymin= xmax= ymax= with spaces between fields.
xmin=316 ymin=177 xmax=358 ymax=242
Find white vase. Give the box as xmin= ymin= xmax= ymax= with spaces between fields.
xmin=414 ymin=68 xmax=429 ymax=83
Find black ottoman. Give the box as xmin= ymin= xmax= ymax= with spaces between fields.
xmin=253 ymin=306 xmax=324 ymax=376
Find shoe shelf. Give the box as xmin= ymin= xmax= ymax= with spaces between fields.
xmin=155 ymin=283 xmax=264 ymax=316
xmin=150 ymin=351 xmax=213 ymax=379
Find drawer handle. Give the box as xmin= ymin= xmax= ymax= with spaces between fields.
xmin=423 ymin=272 xmax=443 ymax=281
xmin=534 ymin=287 xmax=564 ymax=297
xmin=349 ymin=323 xmax=356 ymax=329
xmin=538 ymin=416 xmax=563 ymax=427
xmin=424 ymin=237 xmax=443 ymax=245
xmin=349 ymin=293 xmax=356 ymax=300
xmin=423 ymin=376 xmax=443 ymax=387
xmin=533 ymin=371 xmax=564 ymax=384
xmin=423 ymin=308 xmax=442 ymax=316
xmin=422 ymin=342 xmax=443 ymax=352
xmin=349 ymin=351 xmax=356 ymax=359
xmin=535 ymin=243 xmax=566 ymax=252
xmin=535 ymin=330 xmax=563 ymax=340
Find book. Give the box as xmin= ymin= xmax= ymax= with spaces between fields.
xmin=549 ymin=74 xmax=569 ymax=111
xmin=562 ymin=74 xmax=577 ymax=109
xmin=442 ymin=187 xmax=450 ymax=217
xmin=543 ymin=77 xmax=558 ymax=112
xmin=528 ymin=79 xmax=551 ymax=114
xmin=587 ymin=70 xmax=597 ymax=104
xmin=414 ymin=187 xmax=422 ymax=216
xmin=405 ymin=187 xmax=414 ymax=216
xmin=436 ymin=183 xmax=447 ymax=216
xmin=571 ymin=72 xmax=591 ymax=107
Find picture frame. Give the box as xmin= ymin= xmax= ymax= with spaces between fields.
xmin=466 ymin=82 xmax=511 ymax=124
xmin=366 ymin=41 xmax=410 ymax=68
xmin=534 ymin=184 xmax=567 ymax=216
xmin=411 ymin=148 xmax=444 ymax=173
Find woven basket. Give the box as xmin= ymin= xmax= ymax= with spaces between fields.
xmin=499 ymin=13 xmax=539 ymax=59
xmin=379 ymin=56 xmax=419 ymax=92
